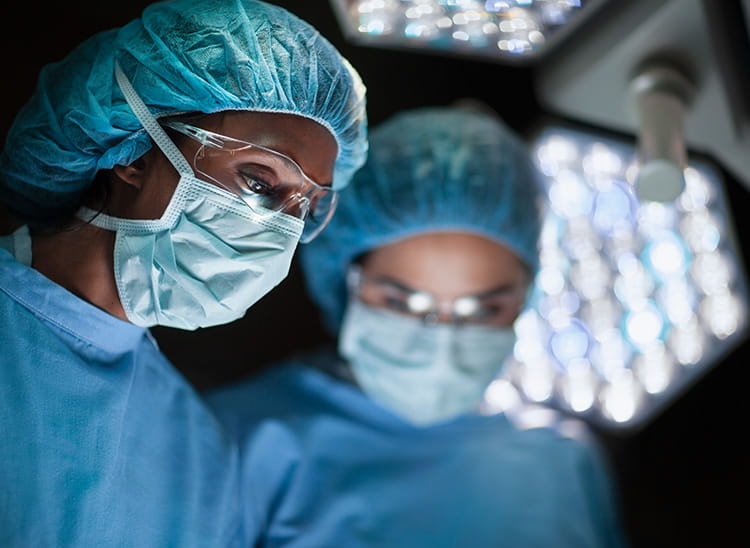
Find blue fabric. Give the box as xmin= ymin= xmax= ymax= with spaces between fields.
xmin=300 ymin=106 xmax=544 ymax=333
xmin=0 ymin=248 xmax=242 ymax=547
xmin=206 ymin=353 xmax=627 ymax=548
xmin=0 ymin=0 xmax=367 ymax=221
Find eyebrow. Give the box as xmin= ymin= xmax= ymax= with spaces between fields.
xmin=365 ymin=276 xmax=416 ymax=294
xmin=231 ymin=147 xmax=333 ymax=188
xmin=255 ymin=146 xmax=334 ymax=188
xmin=470 ymin=284 xmax=527 ymax=300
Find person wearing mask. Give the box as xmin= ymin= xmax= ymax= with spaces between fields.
xmin=0 ymin=0 xmax=367 ymax=545
xmin=207 ymin=105 xmax=628 ymax=547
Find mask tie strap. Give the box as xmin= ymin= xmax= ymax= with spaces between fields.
xmin=75 ymin=62 xmax=195 ymax=233
xmin=114 ymin=61 xmax=194 ymax=177
xmin=11 ymin=225 xmax=32 ymax=266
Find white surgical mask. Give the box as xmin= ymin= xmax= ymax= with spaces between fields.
xmin=79 ymin=177 xmax=302 ymax=330
xmin=73 ymin=63 xmax=304 ymax=330
xmin=339 ymin=299 xmax=517 ymax=426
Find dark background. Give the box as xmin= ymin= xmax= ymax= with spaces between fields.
xmin=2 ymin=1 xmax=748 ymax=546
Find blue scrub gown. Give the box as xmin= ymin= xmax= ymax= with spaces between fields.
xmin=0 ymin=246 xmax=242 ymax=547
xmin=207 ymin=352 xmax=628 ymax=548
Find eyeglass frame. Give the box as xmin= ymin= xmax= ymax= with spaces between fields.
xmin=346 ymin=264 xmax=530 ymax=327
xmin=162 ymin=120 xmax=338 ymax=243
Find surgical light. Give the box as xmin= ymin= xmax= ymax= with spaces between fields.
xmin=485 ymin=125 xmax=748 ymax=429
xmin=329 ymin=0 xmax=599 ymax=63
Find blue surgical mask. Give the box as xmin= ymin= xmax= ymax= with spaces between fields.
xmin=338 ymin=299 xmax=517 ymax=426
xmin=72 ymin=63 xmax=304 ymax=330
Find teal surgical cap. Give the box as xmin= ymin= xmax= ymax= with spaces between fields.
xmin=301 ymin=105 xmax=545 ymax=333
xmin=0 ymin=0 xmax=367 ymax=221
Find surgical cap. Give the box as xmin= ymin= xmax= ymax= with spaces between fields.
xmin=0 ymin=0 xmax=367 ymax=221
xmin=301 ymin=106 xmax=545 ymax=333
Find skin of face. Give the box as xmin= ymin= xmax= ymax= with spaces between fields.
xmin=31 ymin=110 xmax=338 ymax=321
xmin=359 ymin=232 xmax=530 ymax=326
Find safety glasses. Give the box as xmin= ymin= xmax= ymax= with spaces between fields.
xmin=164 ymin=121 xmax=337 ymax=243
xmin=347 ymin=266 xmax=528 ymax=327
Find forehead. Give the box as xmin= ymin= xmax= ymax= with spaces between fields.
xmin=198 ymin=110 xmax=338 ymax=183
xmin=360 ymin=232 xmax=529 ymax=298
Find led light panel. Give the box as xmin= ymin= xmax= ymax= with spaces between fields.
xmin=483 ymin=125 xmax=748 ymax=429
xmin=330 ymin=0 xmax=596 ymax=62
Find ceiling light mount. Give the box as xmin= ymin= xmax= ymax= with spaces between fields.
xmin=627 ymin=59 xmax=697 ymax=202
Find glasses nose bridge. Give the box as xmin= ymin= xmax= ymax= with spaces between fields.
xmin=423 ymin=297 xmax=460 ymax=325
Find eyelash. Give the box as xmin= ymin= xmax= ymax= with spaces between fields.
xmin=382 ymin=295 xmax=412 ymax=313
xmin=238 ymin=170 xmax=278 ymax=196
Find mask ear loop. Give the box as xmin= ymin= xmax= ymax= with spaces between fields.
xmin=345 ymin=264 xmax=363 ymax=295
xmin=113 ymin=61 xmax=194 ymax=177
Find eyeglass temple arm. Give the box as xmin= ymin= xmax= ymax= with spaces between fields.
xmin=164 ymin=122 xmax=226 ymax=149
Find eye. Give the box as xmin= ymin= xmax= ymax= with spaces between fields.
xmin=237 ymin=170 xmax=278 ymax=197
xmin=474 ymin=304 xmax=502 ymax=322
xmin=473 ymin=301 xmax=523 ymax=326
xmin=383 ymin=295 xmax=411 ymax=313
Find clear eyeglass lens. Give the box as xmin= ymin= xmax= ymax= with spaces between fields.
xmin=358 ymin=278 xmax=522 ymax=326
xmin=165 ymin=121 xmax=336 ymax=229
xmin=300 ymin=191 xmax=338 ymax=243
xmin=193 ymin=145 xmax=333 ymax=219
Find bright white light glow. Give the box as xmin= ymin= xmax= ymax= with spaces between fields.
xmin=583 ymin=143 xmax=623 ymax=176
xmin=613 ymin=262 xmax=654 ymax=309
xmin=700 ymin=291 xmax=744 ymax=339
xmin=336 ymin=0 xmax=589 ymax=60
xmin=537 ymin=266 xmax=566 ymax=295
xmin=581 ymin=298 xmax=621 ymax=336
xmin=591 ymin=180 xmax=636 ymax=234
xmin=681 ymin=211 xmax=721 ymax=253
xmin=536 ymin=136 xmax=578 ymax=175
xmin=549 ymin=319 xmax=590 ymax=363
xmin=633 ymin=343 xmax=674 ymax=394
xmin=600 ymin=370 xmax=641 ymax=423
xmin=691 ymin=251 xmax=733 ymax=295
xmin=656 ymin=279 xmax=697 ymax=327
xmin=668 ymin=320 xmax=705 ymax=365
xmin=481 ymin=378 xmax=522 ymax=414
xmin=502 ymin=126 xmax=749 ymax=429
xmin=548 ymin=170 xmax=593 ymax=218
xmin=559 ymin=359 xmax=596 ymax=411
xmin=590 ymin=327 xmax=631 ymax=379
xmin=508 ymin=404 xmax=561 ymax=430
xmin=625 ymin=301 xmax=664 ymax=348
xmin=518 ymin=358 xmax=556 ymax=402
xmin=569 ymin=255 xmax=611 ymax=299
xmin=645 ymin=232 xmax=689 ymax=280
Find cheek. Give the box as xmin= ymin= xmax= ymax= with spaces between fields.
xmin=133 ymin=164 xmax=181 ymax=219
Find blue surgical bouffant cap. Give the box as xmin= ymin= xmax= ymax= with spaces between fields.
xmin=301 ymin=105 xmax=545 ymax=333
xmin=0 ymin=0 xmax=367 ymax=221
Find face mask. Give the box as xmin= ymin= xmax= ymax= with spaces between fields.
xmin=79 ymin=176 xmax=302 ymax=330
xmin=73 ymin=63 xmax=304 ymax=330
xmin=338 ymin=299 xmax=517 ymax=426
